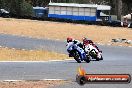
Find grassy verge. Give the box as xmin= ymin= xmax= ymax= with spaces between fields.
xmin=0 ymin=47 xmax=70 ymax=61
xmin=0 ymin=18 xmax=131 ymax=46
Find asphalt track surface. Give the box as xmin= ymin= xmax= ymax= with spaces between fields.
xmin=0 ymin=34 xmax=132 ymax=88
xmin=0 ymin=34 xmax=66 ymax=53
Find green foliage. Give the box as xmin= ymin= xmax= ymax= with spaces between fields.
xmin=0 ymin=0 xmax=10 ymax=10
xmin=21 ymin=1 xmax=33 ymax=16
xmin=10 ymin=0 xmax=33 ymax=16
xmin=9 ymin=0 xmax=22 ymax=15
xmin=0 ymin=0 xmax=33 ymax=16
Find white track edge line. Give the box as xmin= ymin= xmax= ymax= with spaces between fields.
xmin=1 ymin=79 xmax=67 ymax=82
xmin=0 ymin=59 xmax=73 ymax=63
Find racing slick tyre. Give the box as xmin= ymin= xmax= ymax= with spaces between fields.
xmin=100 ymin=55 xmax=103 ymax=60
xmin=84 ymin=55 xmax=90 ymax=63
xmin=96 ymin=56 xmax=100 ymax=61
xmin=84 ymin=59 xmax=90 ymax=63
xmin=96 ymin=55 xmax=103 ymax=61
xmin=73 ymin=51 xmax=81 ymax=63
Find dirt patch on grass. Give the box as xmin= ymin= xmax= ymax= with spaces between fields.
xmin=0 ymin=18 xmax=132 ymax=46
xmin=0 ymin=80 xmax=65 ymax=88
xmin=0 ymin=47 xmax=70 ymax=61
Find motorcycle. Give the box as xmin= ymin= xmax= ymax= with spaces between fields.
xmin=66 ymin=42 xmax=90 ymax=63
xmin=84 ymin=44 xmax=103 ymax=61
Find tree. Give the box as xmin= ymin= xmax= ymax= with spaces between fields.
xmin=26 ymin=0 xmax=50 ymax=6
xmin=117 ymin=0 xmax=122 ymax=20
xmin=21 ymin=1 xmax=33 ymax=16
xmin=9 ymin=0 xmax=33 ymax=17
xmin=122 ymin=0 xmax=132 ymax=15
xmin=0 ymin=0 xmax=3 ymax=8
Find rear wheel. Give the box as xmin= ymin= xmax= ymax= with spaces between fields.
xmin=96 ymin=55 xmax=100 ymax=61
xmin=90 ymin=49 xmax=100 ymax=61
xmin=96 ymin=58 xmax=100 ymax=61
xmin=84 ymin=59 xmax=90 ymax=63
xmin=84 ymin=55 xmax=90 ymax=63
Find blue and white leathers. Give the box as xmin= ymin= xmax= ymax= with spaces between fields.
xmin=66 ymin=42 xmax=74 ymax=52
xmin=75 ymin=45 xmax=86 ymax=61
xmin=66 ymin=42 xmax=86 ymax=61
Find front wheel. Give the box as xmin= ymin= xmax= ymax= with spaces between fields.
xmin=96 ymin=55 xmax=103 ymax=61
xmin=73 ymin=51 xmax=81 ymax=63
xmin=100 ymin=55 xmax=103 ymax=60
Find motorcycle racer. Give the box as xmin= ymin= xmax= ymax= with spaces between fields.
xmin=66 ymin=37 xmax=86 ymax=61
xmin=82 ymin=37 xmax=101 ymax=52
xmin=82 ymin=37 xmax=102 ymax=60
xmin=66 ymin=37 xmax=83 ymax=49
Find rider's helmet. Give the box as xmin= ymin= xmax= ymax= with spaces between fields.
xmin=82 ymin=37 xmax=89 ymax=45
xmin=82 ymin=37 xmax=87 ymax=41
xmin=67 ymin=37 xmax=73 ymax=43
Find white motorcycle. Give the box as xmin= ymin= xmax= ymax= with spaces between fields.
xmin=84 ymin=44 xmax=103 ymax=61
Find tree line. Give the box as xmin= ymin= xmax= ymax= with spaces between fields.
xmin=0 ymin=0 xmax=33 ymax=17
xmin=0 ymin=0 xmax=131 ymax=20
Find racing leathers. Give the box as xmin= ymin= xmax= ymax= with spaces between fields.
xmin=66 ymin=40 xmax=86 ymax=61
xmin=83 ymin=38 xmax=102 ymax=59
xmin=84 ymin=43 xmax=102 ymax=59
xmin=83 ymin=38 xmax=101 ymax=52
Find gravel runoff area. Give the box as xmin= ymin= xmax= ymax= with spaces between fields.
xmin=0 ymin=17 xmax=131 ymax=46
xmin=0 ymin=47 xmax=69 ymax=61
xmin=0 ymin=80 xmax=67 ymax=88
